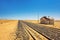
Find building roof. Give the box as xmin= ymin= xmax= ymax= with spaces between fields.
xmin=41 ymin=16 xmax=50 ymax=21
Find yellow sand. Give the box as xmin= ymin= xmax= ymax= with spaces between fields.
xmin=0 ymin=20 xmax=18 ymax=40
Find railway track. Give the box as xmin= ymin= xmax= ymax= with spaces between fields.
xmin=22 ymin=22 xmax=48 ymax=40
xmin=14 ymin=20 xmax=60 ymax=40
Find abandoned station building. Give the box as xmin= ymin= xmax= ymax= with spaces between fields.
xmin=40 ymin=16 xmax=54 ymax=25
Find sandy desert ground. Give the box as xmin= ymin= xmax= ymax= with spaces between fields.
xmin=0 ymin=20 xmax=18 ymax=40
xmin=54 ymin=20 xmax=60 ymax=29
xmin=0 ymin=20 xmax=60 ymax=40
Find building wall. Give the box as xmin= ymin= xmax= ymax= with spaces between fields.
xmin=40 ymin=18 xmax=54 ymax=25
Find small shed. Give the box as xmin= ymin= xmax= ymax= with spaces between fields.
xmin=40 ymin=16 xmax=54 ymax=25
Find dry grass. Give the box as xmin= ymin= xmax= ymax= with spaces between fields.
xmin=0 ymin=20 xmax=18 ymax=40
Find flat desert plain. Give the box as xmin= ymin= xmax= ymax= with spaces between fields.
xmin=0 ymin=20 xmax=18 ymax=40
xmin=0 ymin=20 xmax=60 ymax=40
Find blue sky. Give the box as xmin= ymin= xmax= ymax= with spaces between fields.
xmin=0 ymin=0 xmax=60 ymax=20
